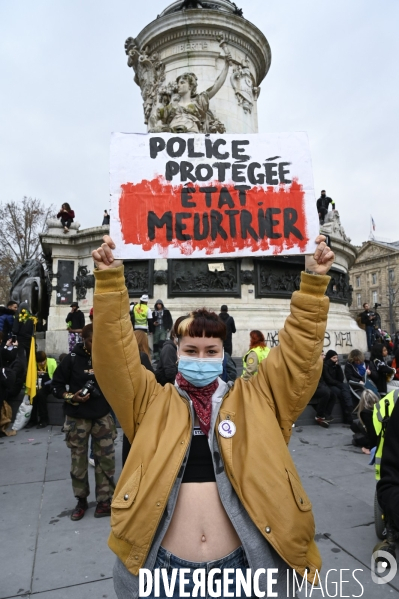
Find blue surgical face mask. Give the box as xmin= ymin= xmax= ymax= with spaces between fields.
xmin=177 ymin=352 xmax=224 ymax=387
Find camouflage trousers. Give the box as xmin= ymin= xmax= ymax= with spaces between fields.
xmin=64 ymin=413 xmax=116 ymax=503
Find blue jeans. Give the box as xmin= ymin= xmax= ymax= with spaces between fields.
xmin=146 ymin=546 xmax=251 ymax=599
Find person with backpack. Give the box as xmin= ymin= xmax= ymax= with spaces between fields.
xmin=241 ymin=330 xmax=270 ymax=381
xmin=219 ymin=305 xmax=236 ymax=356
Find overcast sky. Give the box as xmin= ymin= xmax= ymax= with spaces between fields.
xmin=0 ymin=0 xmax=398 ymax=246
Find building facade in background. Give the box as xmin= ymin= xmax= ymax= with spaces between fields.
xmin=349 ymin=240 xmax=399 ymax=334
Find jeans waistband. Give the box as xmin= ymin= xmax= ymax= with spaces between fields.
xmin=157 ymin=546 xmax=245 ymax=570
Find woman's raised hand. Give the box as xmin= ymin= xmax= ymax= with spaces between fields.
xmin=92 ymin=236 xmax=123 ymax=270
xmin=305 ymin=235 xmax=335 ymax=275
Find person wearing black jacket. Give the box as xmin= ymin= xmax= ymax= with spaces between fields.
xmin=368 ymin=343 xmax=395 ymax=396
xmin=152 ymin=300 xmax=173 ymax=360
xmin=322 ymin=349 xmax=354 ymax=424
xmin=219 ymin=305 xmax=236 ymax=356
xmin=155 ymin=338 xmax=178 ymax=386
xmin=66 ymin=301 xmax=85 ymax=352
xmin=344 ymin=349 xmax=371 ymax=385
xmin=52 ymin=324 xmax=116 ymax=521
xmin=377 ymin=395 xmax=399 ymax=534
xmin=0 ymin=340 xmax=26 ymax=411
xmin=316 ymin=190 xmax=335 ymax=224
xmin=360 ymin=303 xmax=377 ymax=351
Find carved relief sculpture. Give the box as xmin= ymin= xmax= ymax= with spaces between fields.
xmin=126 ymin=35 xmax=232 ymax=133
xmin=72 ymin=265 xmax=95 ymax=301
xmin=230 ymin=57 xmax=260 ymax=114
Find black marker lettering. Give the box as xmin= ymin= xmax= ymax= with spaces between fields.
xmin=181 ymin=187 xmax=196 ymax=208
xmin=149 ymin=137 xmax=166 ymax=159
xmin=166 ymin=137 xmax=186 ymax=158
xmin=284 ymin=208 xmax=303 ymax=240
xmin=187 ymin=138 xmax=205 ymax=158
xmin=148 ymin=211 xmax=173 ymax=241
xmin=175 ymin=212 xmax=192 ymax=241
xmin=232 ymin=140 xmax=250 ymax=161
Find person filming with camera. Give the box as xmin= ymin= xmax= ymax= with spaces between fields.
xmin=360 ymin=302 xmax=378 ymax=351
xmin=52 ymin=323 xmax=116 ymax=521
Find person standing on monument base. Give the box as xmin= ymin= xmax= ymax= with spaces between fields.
xmin=91 ymin=234 xmax=334 ymax=599
xmin=360 ymin=302 xmax=377 ymax=351
xmin=316 ymin=190 xmax=335 ymax=224
xmin=66 ymin=301 xmax=85 ymax=353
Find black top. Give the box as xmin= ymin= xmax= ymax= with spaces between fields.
xmin=155 ymin=340 xmax=178 ymax=385
xmin=360 ymin=310 xmax=376 ymax=328
xmin=65 ymin=310 xmax=85 ymax=330
xmin=182 ymin=426 xmax=216 ymax=483
xmin=219 ymin=313 xmax=236 ymax=343
xmin=316 ymin=196 xmax=334 ymax=211
xmin=52 ymin=343 xmax=110 ymax=419
xmin=344 ymin=362 xmax=365 ymax=384
xmin=322 ymin=360 xmax=344 ymax=386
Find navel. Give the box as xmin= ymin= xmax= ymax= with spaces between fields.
xmin=201 ymin=535 xmax=206 ymax=543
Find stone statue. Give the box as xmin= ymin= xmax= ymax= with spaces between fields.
xmin=180 ymin=0 xmax=204 ymax=8
xmin=9 ymin=259 xmax=47 ymax=320
xmin=322 ymin=210 xmax=351 ymax=243
xmin=151 ymin=39 xmax=232 ymax=134
xmin=125 ymin=37 xmax=166 ymax=125
xmin=231 ymin=57 xmax=260 ymax=114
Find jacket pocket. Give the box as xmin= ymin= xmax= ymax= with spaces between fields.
xmin=286 ymin=469 xmax=312 ymax=512
xmin=112 ymin=464 xmax=142 ymax=509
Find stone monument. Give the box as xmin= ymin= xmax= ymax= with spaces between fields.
xmin=40 ymin=0 xmax=365 ymax=355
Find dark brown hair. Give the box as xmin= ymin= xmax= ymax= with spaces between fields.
xmin=82 ymin=324 xmax=93 ymax=339
xmin=62 ymin=203 xmax=72 ymax=211
xmin=36 ymin=351 xmax=47 ymax=363
xmin=176 ymin=309 xmax=226 ymax=341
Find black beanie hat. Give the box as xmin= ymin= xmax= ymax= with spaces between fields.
xmin=325 ymin=350 xmax=338 ymax=360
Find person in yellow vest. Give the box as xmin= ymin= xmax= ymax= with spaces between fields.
xmin=374 ymin=390 xmax=399 ymax=562
xmin=372 ymin=388 xmax=399 ymax=481
xmin=131 ymin=294 xmax=153 ymax=334
xmin=241 ymin=330 xmax=270 ymax=381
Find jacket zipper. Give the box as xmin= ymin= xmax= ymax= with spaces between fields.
xmin=139 ymin=390 xmax=193 ymax=567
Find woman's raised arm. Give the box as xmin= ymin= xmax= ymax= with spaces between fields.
xmin=91 ymin=236 xmax=158 ymax=442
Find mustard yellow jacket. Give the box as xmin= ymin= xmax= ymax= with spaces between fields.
xmin=93 ymin=267 xmax=330 ymax=582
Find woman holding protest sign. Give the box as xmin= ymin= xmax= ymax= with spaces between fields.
xmin=92 ymin=234 xmax=334 ymax=599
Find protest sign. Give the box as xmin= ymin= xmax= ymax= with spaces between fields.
xmin=110 ymin=132 xmax=319 ymax=259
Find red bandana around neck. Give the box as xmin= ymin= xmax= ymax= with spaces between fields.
xmin=175 ymin=373 xmax=219 ymax=436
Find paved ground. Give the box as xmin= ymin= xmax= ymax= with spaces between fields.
xmin=1 ymin=422 xmax=398 ymax=599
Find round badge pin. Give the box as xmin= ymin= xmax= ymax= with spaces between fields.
xmin=218 ymin=420 xmax=236 ymax=438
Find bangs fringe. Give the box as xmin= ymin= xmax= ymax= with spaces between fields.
xmin=177 ymin=309 xmax=226 ymax=341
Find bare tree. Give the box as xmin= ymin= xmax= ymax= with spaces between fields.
xmin=0 ymin=197 xmax=55 ymax=303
